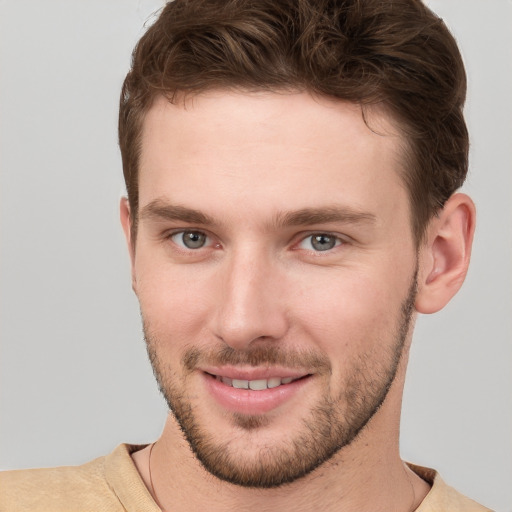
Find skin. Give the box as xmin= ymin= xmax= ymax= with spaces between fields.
xmin=121 ymin=91 xmax=475 ymax=511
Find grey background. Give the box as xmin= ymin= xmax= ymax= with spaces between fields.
xmin=1 ymin=1 xmax=510 ymax=510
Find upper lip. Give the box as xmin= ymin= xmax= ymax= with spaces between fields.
xmin=201 ymin=366 xmax=310 ymax=381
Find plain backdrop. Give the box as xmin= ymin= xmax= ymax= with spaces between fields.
xmin=1 ymin=1 xmax=511 ymax=510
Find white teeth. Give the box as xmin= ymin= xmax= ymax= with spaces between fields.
xmin=232 ymin=379 xmax=249 ymax=389
xmin=248 ymin=379 xmax=267 ymax=391
xmin=267 ymin=377 xmax=282 ymax=389
xmin=217 ymin=376 xmax=299 ymax=390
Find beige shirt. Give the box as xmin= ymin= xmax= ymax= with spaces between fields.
xmin=0 ymin=444 xmax=492 ymax=511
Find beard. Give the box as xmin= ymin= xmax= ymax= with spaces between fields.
xmin=143 ymin=271 xmax=417 ymax=489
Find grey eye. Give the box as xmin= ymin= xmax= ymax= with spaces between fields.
xmin=311 ymin=234 xmax=336 ymax=251
xmin=301 ymin=233 xmax=341 ymax=251
xmin=172 ymin=230 xmax=208 ymax=249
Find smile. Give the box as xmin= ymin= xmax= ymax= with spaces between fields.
xmin=201 ymin=366 xmax=313 ymax=414
xmin=212 ymin=375 xmax=302 ymax=390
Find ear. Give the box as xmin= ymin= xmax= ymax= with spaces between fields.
xmin=120 ymin=197 xmax=137 ymax=291
xmin=415 ymin=193 xmax=476 ymax=314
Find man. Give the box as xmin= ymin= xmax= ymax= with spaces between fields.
xmin=0 ymin=0 xmax=494 ymax=510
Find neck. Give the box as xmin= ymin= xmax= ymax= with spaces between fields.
xmin=134 ymin=400 xmax=429 ymax=512
xmin=132 ymin=346 xmax=430 ymax=511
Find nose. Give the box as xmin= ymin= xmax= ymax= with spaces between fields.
xmin=212 ymin=248 xmax=289 ymax=350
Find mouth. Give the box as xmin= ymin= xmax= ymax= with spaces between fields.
xmin=201 ymin=369 xmax=313 ymax=415
xmin=207 ymin=373 xmax=309 ymax=390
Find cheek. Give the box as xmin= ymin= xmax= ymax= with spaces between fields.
xmin=135 ymin=260 xmax=214 ymax=341
xmin=290 ymin=269 xmax=408 ymax=354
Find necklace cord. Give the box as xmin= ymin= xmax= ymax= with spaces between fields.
xmin=404 ymin=462 xmax=417 ymax=512
xmin=148 ymin=442 xmax=164 ymax=511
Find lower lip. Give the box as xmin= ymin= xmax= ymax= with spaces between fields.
xmin=203 ymin=373 xmax=311 ymax=415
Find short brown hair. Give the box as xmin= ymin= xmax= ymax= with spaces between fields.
xmin=119 ymin=0 xmax=468 ymax=244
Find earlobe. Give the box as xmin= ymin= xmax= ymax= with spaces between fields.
xmin=415 ymin=193 xmax=476 ymax=314
xmin=119 ymin=197 xmax=137 ymax=291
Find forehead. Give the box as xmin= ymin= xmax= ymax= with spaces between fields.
xmin=138 ymin=91 xmax=407 ymax=224
xmin=141 ymin=91 xmax=402 ymax=157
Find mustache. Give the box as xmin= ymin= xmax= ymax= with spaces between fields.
xmin=182 ymin=345 xmax=331 ymax=373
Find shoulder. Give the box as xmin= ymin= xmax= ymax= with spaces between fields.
xmin=0 ymin=444 xmax=154 ymax=512
xmin=410 ymin=464 xmax=493 ymax=512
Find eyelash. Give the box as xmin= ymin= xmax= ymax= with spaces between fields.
xmin=296 ymin=233 xmax=345 ymax=253
xmin=166 ymin=229 xmax=346 ymax=254
xmin=168 ymin=230 xmax=216 ymax=251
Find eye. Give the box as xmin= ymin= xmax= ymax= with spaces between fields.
xmin=299 ymin=233 xmax=342 ymax=252
xmin=170 ymin=230 xmax=209 ymax=249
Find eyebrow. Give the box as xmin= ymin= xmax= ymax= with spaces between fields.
xmin=139 ymin=200 xmax=215 ymax=225
xmin=139 ymin=199 xmax=376 ymax=229
xmin=272 ymin=207 xmax=377 ymax=228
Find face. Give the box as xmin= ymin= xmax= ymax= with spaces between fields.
xmin=126 ymin=92 xmax=419 ymax=488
